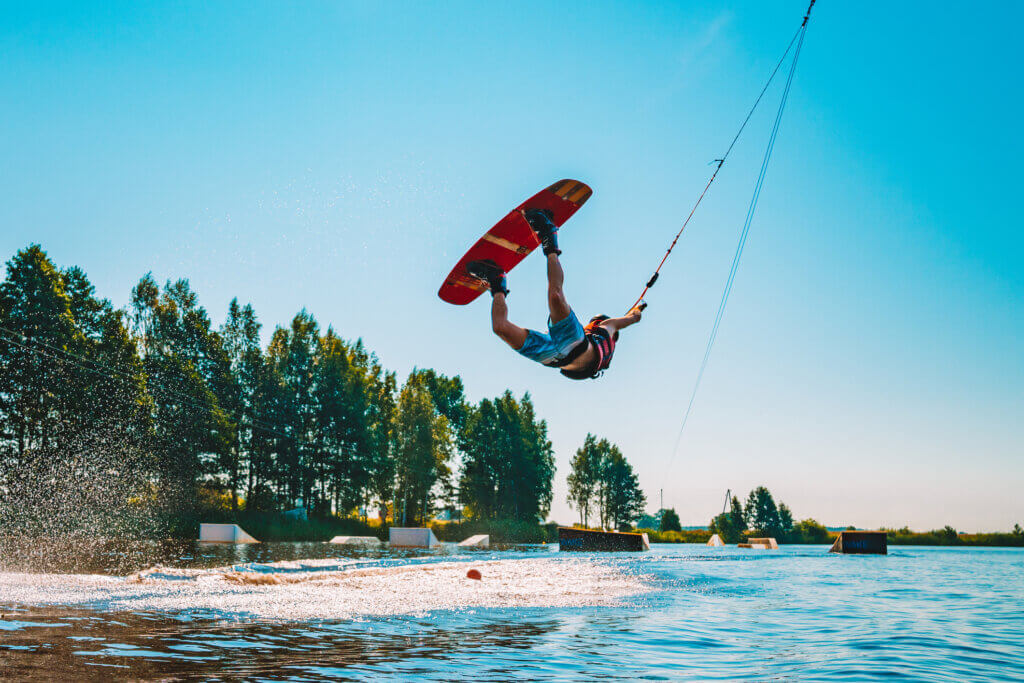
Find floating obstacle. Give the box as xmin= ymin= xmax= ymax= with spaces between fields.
xmin=738 ymin=537 xmax=778 ymax=549
xmin=558 ymin=527 xmax=650 ymax=552
xmin=829 ymin=530 xmax=887 ymax=555
xmin=706 ymin=534 xmax=725 ymax=547
xmin=328 ymin=536 xmax=381 ymax=545
xmin=389 ymin=527 xmax=441 ymax=548
xmin=458 ymin=534 xmax=490 ymax=549
xmin=199 ymin=523 xmax=259 ymax=544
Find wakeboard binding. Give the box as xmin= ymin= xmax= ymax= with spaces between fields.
xmin=522 ymin=208 xmax=561 ymax=256
xmin=466 ymin=259 xmax=509 ymax=296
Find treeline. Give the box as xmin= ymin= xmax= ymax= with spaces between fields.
xmin=884 ymin=525 xmax=1024 ymax=547
xmin=709 ymin=486 xmax=830 ymax=544
xmin=0 ymin=245 xmax=555 ymax=538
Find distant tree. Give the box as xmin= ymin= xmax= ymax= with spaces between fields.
xmin=660 ymin=508 xmax=682 ymax=532
xmin=938 ymin=525 xmax=960 ymax=544
xmin=566 ymin=434 xmax=602 ymax=526
xmin=1014 ymin=523 xmax=1023 ymax=537
xmin=744 ymin=486 xmax=786 ymax=538
xmin=709 ymin=496 xmax=746 ymax=544
xmin=600 ymin=445 xmax=646 ymax=529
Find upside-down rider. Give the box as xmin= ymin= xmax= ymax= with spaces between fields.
xmin=465 ymin=209 xmax=643 ymax=380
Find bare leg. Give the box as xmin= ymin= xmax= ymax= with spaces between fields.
xmin=491 ymin=293 xmax=529 ymax=350
xmin=546 ymin=253 xmax=572 ymax=323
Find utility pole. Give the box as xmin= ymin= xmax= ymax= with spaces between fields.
xmin=660 ymin=488 xmax=664 ymax=512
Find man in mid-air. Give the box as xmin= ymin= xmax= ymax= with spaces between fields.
xmin=465 ymin=209 xmax=643 ymax=380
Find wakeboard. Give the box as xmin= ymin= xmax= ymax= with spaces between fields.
xmin=438 ymin=179 xmax=592 ymax=305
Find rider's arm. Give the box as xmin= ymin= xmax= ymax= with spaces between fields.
xmin=599 ymin=306 xmax=643 ymax=334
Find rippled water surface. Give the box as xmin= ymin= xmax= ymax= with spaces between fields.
xmin=2 ymin=543 xmax=1022 ymax=680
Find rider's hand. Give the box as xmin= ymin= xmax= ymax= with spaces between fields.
xmin=629 ymin=304 xmax=644 ymax=320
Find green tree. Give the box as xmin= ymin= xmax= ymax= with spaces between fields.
xmin=459 ymin=392 xmax=555 ymax=522
xmin=599 ymin=444 xmax=646 ymax=530
xmin=744 ymin=486 xmax=783 ymax=538
xmin=709 ymin=496 xmax=746 ymax=543
xmin=130 ymin=275 xmax=232 ymax=524
xmin=566 ymin=434 xmax=602 ymax=526
xmin=1 ymin=247 xmax=155 ymax=538
xmin=394 ymin=381 xmax=453 ymax=525
xmin=659 ymin=507 xmax=682 ymax=532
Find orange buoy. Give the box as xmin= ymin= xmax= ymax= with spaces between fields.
xmin=466 ymin=568 xmax=482 ymax=580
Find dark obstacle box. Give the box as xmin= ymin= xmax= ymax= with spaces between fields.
xmin=558 ymin=527 xmax=650 ymax=552
xmin=829 ymin=530 xmax=887 ymax=555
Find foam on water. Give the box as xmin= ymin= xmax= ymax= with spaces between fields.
xmin=0 ymin=557 xmax=649 ymax=621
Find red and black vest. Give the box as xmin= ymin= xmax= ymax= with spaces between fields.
xmin=559 ymin=318 xmax=616 ymax=380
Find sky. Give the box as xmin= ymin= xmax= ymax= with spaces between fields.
xmin=2 ymin=1 xmax=1021 ymax=532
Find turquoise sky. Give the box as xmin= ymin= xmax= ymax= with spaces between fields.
xmin=3 ymin=1 xmax=1021 ymax=531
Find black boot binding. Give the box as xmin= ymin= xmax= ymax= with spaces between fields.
xmin=523 ymin=208 xmax=561 ymax=256
xmin=466 ymin=259 xmax=509 ymax=296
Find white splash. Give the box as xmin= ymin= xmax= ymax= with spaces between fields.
xmin=0 ymin=557 xmax=649 ymax=621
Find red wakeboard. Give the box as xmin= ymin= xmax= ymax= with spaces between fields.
xmin=438 ymin=179 xmax=593 ymax=305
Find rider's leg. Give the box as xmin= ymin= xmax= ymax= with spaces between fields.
xmin=546 ymin=253 xmax=571 ymax=324
xmin=491 ymin=292 xmax=529 ymax=350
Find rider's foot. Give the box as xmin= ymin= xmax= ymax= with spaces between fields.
xmin=522 ymin=208 xmax=561 ymax=256
xmin=466 ymin=259 xmax=509 ymax=296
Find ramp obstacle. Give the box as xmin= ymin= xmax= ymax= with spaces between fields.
xmin=199 ymin=523 xmax=259 ymax=544
xmin=389 ymin=527 xmax=440 ymax=548
xmin=830 ymin=530 xmax=887 ymax=555
xmin=328 ymin=536 xmax=381 ymax=545
xmin=458 ymin=534 xmax=490 ymax=548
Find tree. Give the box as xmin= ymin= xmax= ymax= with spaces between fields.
xmin=744 ymin=486 xmax=782 ymax=538
xmin=709 ymin=496 xmax=746 ymax=543
xmin=394 ymin=380 xmax=453 ymax=525
xmin=599 ymin=444 xmax=646 ymax=530
xmin=566 ymin=434 xmax=602 ymax=526
xmin=0 ymin=247 xmax=155 ymax=538
xmin=659 ymin=507 xmax=682 ymax=532
xmin=130 ymin=275 xmax=232 ymax=525
xmin=778 ymin=503 xmax=794 ymax=541
xmin=459 ymin=392 xmax=555 ymax=522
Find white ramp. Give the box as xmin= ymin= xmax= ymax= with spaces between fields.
xmin=389 ymin=527 xmax=440 ymax=548
xmin=199 ymin=523 xmax=259 ymax=544
xmin=329 ymin=536 xmax=381 ymax=545
xmin=707 ymin=534 xmax=725 ymax=547
xmin=458 ymin=534 xmax=490 ymax=548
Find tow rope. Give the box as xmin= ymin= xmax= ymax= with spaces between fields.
xmin=630 ymin=0 xmax=816 ymax=313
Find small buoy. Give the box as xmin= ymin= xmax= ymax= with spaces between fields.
xmin=466 ymin=568 xmax=482 ymax=580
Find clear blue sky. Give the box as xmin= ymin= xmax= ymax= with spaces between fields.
xmin=2 ymin=1 xmax=1021 ymax=531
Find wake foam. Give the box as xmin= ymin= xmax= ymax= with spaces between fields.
xmin=0 ymin=557 xmax=648 ymax=621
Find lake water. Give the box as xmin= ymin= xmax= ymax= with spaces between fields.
xmin=2 ymin=542 xmax=1022 ymax=680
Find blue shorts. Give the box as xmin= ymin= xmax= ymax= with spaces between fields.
xmin=516 ymin=310 xmax=587 ymax=366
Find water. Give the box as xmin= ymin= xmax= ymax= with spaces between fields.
xmin=2 ymin=543 xmax=1023 ymax=680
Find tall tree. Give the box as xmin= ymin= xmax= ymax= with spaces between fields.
xmin=660 ymin=507 xmax=682 ymax=532
xmin=743 ymin=486 xmax=793 ymax=539
xmin=600 ymin=445 xmax=646 ymax=530
xmin=566 ymin=434 xmax=602 ymax=526
xmin=710 ymin=495 xmax=747 ymax=543
xmin=459 ymin=392 xmax=555 ymax=522
xmin=129 ymin=275 xmax=231 ymax=524
xmin=393 ymin=381 xmax=453 ymax=525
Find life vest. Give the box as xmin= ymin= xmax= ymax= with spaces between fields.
xmin=559 ymin=316 xmax=616 ymax=380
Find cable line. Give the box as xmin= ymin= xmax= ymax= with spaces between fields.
xmin=668 ymin=0 xmax=815 ymax=464
xmin=629 ymin=1 xmax=814 ymax=311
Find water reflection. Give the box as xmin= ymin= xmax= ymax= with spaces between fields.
xmin=1 ymin=604 xmax=559 ymax=680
